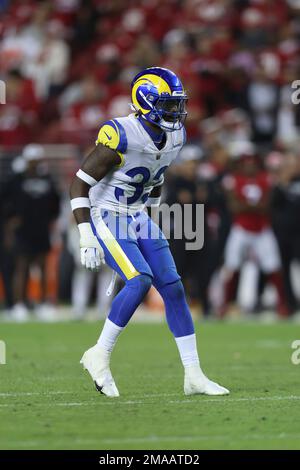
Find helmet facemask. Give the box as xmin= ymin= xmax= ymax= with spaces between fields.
xmin=154 ymin=95 xmax=188 ymax=131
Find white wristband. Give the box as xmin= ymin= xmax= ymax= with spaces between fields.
xmin=70 ymin=197 xmax=91 ymax=211
xmin=76 ymin=169 xmax=98 ymax=187
xmin=78 ymin=222 xmax=98 ymax=248
xmin=146 ymin=196 xmax=161 ymax=207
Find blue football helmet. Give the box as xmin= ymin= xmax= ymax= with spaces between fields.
xmin=131 ymin=67 xmax=187 ymax=131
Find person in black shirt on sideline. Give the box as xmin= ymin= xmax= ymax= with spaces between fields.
xmin=9 ymin=144 xmax=60 ymax=321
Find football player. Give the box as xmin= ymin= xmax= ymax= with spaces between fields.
xmin=222 ymin=141 xmax=288 ymax=317
xmin=70 ymin=67 xmax=229 ymax=397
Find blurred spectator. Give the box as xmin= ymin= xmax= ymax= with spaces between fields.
xmin=47 ymin=73 xmax=106 ymax=144
xmin=222 ymin=141 xmax=289 ymax=317
xmin=0 ymin=0 xmax=298 ymax=149
xmin=8 ymin=144 xmax=60 ymax=321
xmin=271 ymin=151 xmax=300 ymax=312
xmin=246 ymin=66 xmax=279 ymax=145
xmin=0 ymin=69 xmax=40 ymax=148
xmin=23 ymin=19 xmax=70 ymax=99
xmin=128 ymin=33 xmax=160 ymax=69
xmin=219 ymin=108 xmax=251 ymax=144
xmin=277 ymin=66 xmax=300 ymax=145
xmin=0 ymin=3 xmax=46 ymax=74
xmin=71 ymin=0 xmax=98 ymax=50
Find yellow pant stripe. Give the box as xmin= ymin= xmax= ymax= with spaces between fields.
xmin=95 ymin=218 xmax=140 ymax=280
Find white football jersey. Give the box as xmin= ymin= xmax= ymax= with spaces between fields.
xmin=89 ymin=113 xmax=185 ymax=214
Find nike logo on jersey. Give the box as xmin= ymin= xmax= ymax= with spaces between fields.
xmin=104 ymin=131 xmax=112 ymax=141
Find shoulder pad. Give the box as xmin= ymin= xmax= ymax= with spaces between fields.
xmin=96 ymin=119 xmax=127 ymax=154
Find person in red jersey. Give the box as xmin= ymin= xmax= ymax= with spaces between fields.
xmin=222 ymin=141 xmax=288 ymax=317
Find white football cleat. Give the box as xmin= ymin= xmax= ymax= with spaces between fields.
xmin=80 ymin=345 xmax=119 ymax=397
xmin=184 ymin=365 xmax=230 ymax=396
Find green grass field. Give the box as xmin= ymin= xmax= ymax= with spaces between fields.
xmin=0 ymin=320 xmax=300 ymax=450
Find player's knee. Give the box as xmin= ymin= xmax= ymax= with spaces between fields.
xmin=169 ymin=279 xmax=185 ymax=300
xmin=159 ymin=279 xmax=185 ymax=301
xmin=155 ymin=266 xmax=181 ymax=291
xmin=137 ymin=273 xmax=153 ymax=293
xmin=127 ymin=273 xmax=153 ymax=297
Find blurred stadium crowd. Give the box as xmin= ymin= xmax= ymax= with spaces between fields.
xmin=1 ymin=0 xmax=300 ymax=321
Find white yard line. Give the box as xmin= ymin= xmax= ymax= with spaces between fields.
xmin=4 ymin=433 xmax=300 ymax=449
xmin=0 ymin=391 xmax=74 ymax=397
xmin=2 ymin=441 xmax=39 ymax=448
xmin=98 ymin=432 xmax=300 ymax=445
xmin=168 ymin=395 xmax=300 ymax=405
xmin=0 ymin=395 xmax=300 ymax=408
xmin=0 ymin=391 xmax=179 ymax=399
xmin=0 ymin=391 xmax=190 ymax=399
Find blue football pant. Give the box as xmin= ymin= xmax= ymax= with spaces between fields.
xmin=90 ymin=208 xmax=194 ymax=337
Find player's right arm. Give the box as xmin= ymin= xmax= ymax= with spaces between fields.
xmin=70 ymin=143 xmax=121 ymax=224
xmin=69 ymin=142 xmax=121 ymax=271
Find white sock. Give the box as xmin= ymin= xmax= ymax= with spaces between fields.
xmin=175 ymin=333 xmax=200 ymax=368
xmin=97 ymin=318 xmax=123 ymax=354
